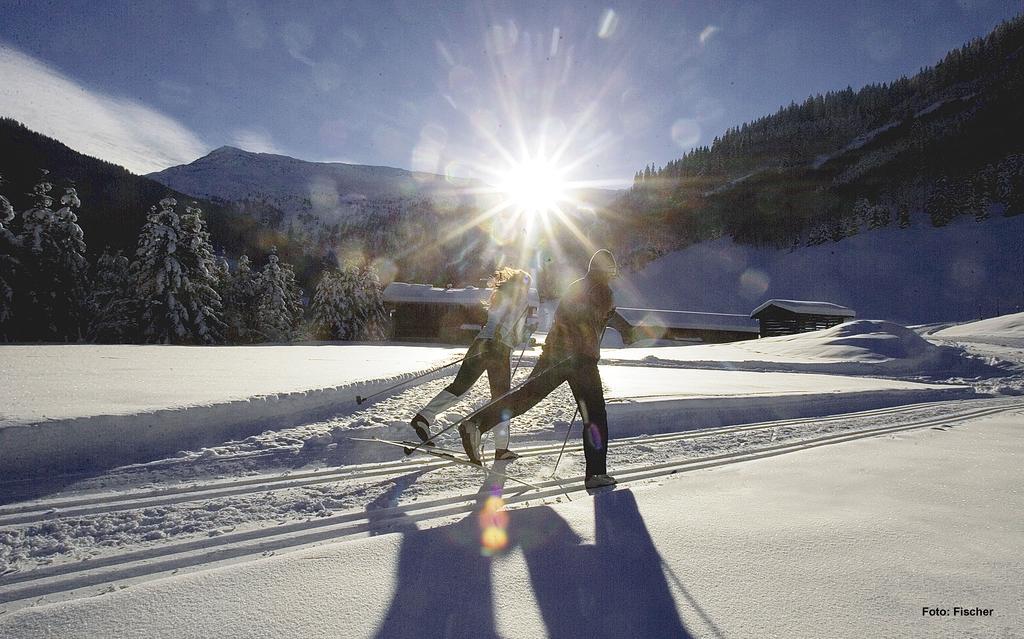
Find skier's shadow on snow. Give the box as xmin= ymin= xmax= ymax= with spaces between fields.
xmin=373 ymin=474 xmax=696 ymax=639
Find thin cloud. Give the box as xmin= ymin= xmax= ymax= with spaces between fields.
xmin=231 ymin=129 xmax=282 ymax=154
xmin=0 ymin=43 xmax=207 ymax=174
xmin=699 ymin=25 xmax=720 ymax=45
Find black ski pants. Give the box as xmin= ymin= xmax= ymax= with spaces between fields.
xmin=445 ymin=338 xmax=512 ymax=400
xmin=472 ymin=352 xmax=608 ymax=477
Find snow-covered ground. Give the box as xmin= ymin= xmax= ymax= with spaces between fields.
xmin=2 ymin=407 xmax=1021 ymax=638
xmin=0 ymin=323 xmax=987 ymax=477
xmin=0 ymin=344 xmax=464 ymax=424
xmin=615 ymin=213 xmax=1024 ymax=324
xmin=0 ymin=344 xmax=463 ymax=477
xmin=931 ymin=310 xmax=1024 ymax=347
xmin=1 ymin=316 xmax=1022 ymax=636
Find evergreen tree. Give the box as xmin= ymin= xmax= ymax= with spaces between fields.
xmin=222 ymin=254 xmax=261 ymax=343
xmin=310 ymin=269 xmax=347 ymax=340
xmin=0 ymin=181 xmax=17 ymax=337
xmin=90 ymin=248 xmax=137 ymax=342
xmin=52 ymin=186 xmax=92 ymax=338
xmin=14 ymin=176 xmax=91 ymax=340
xmin=866 ymin=201 xmax=892 ymax=229
xmin=926 ymin=177 xmax=957 ymax=227
xmin=311 ymin=264 xmax=387 ymax=341
xmin=133 ymin=198 xmax=225 ymax=344
xmin=357 ymin=266 xmax=388 ymax=340
xmin=254 ymin=247 xmax=303 ymax=342
xmin=211 ymin=255 xmax=231 ymax=293
xmin=896 ymin=200 xmax=911 ymax=228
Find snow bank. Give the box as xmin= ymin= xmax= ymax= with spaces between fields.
xmin=4 ymin=414 xmax=1019 ymax=638
xmin=606 ymin=320 xmax=985 ymax=377
xmin=598 ymin=366 xmax=973 ymax=437
xmin=0 ymin=344 xmax=463 ymax=425
xmin=932 ymin=311 xmax=1024 ymax=346
xmin=0 ymin=345 xmax=462 ymax=478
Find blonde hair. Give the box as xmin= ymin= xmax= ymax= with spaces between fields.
xmin=486 ymin=267 xmax=530 ymax=307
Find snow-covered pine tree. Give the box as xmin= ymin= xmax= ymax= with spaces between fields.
xmin=0 ymin=180 xmax=17 ymax=337
xmin=926 ymin=176 xmax=956 ymax=227
xmin=212 ymin=255 xmax=230 ymax=293
xmin=254 ymin=247 xmax=303 ymax=342
xmin=311 ymin=264 xmax=387 ymax=341
xmin=866 ymin=200 xmax=892 ymax=229
xmin=14 ymin=176 xmax=91 ymax=341
xmin=178 ymin=203 xmax=226 ymax=343
xmin=357 ymin=266 xmax=388 ymax=340
xmin=90 ymin=248 xmax=137 ymax=342
xmin=222 ymin=254 xmax=261 ymax=343
xmin=52 ymin=187 xmax=92 ymax=338
xmin=132 ymin=198 xmax=225 ymax=344
xmin=310 ymin=268 xmax=348 ymax=340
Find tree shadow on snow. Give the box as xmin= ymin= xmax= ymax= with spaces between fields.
xmin=373 ymin=478 xmax=699 ymax=639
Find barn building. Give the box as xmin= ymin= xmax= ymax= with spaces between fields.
xmin=749 ymin=299 xmax=856 ymax=337
xmin=382 ymin=282 xmax=540 ymax=344
xmin=608 ymin=308 xmax=760 ymax=346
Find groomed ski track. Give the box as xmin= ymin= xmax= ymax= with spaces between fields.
xmin=0 ymin=397 xmax=996 ymax=524
xmin=1 ymin=396 xmax=1019 ymax=611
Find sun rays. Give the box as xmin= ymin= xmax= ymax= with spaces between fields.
xmin=383 ymin=11 xmax=642 ymax=287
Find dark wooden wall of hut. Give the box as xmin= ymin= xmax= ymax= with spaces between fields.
xmin=607 ymin=314 xmax=758 ymax=345
xmin=388 ymin=303 xmax=486 ymax=344
xmin=753 ymin=308 xmax=847 ymax=337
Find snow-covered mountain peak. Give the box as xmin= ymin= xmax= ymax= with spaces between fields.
xmin=147 ymin=147 xmax=477 ymax=218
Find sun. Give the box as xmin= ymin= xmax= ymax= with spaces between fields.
xmin=497 ymin=158 xmax=567 ymax=216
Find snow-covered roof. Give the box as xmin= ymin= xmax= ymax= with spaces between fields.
xmin=750 ymin=299 xmax=856 ymax=318
xmin=614 ymin=308 xmax=760 ymax=333
xmin=383 ymin=282 xmax=539 ymax=307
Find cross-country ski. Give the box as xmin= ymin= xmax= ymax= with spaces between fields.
xmin=348 ymin=436 xmax=543 ymax=490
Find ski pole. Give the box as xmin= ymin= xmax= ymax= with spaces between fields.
xmin=403 ymin=352 xmax=577 ymax=456
xmin=355 ymin=351 xmax=481 ymax=405
xmin=510 ymin=325 xmax=535 ymax=379
xmin=550 ymin=405 xmax=579 ymax=478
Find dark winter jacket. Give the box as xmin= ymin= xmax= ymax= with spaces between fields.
xmin=543 ymin=274 xmax=614 ymax=360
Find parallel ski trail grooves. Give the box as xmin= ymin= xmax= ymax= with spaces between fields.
xmin=0 ymin=401 xmax=1015 ymax=609
xmin=0 ymin=398 xmax=988 ymax=526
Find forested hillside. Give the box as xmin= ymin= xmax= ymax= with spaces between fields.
xmin=607 ymin=15 xmax=1024 ymax=269
xmin=0 ymin=118 xmax=320 ymax=286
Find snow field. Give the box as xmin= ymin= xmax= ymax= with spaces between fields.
xmin=0 ymin=318 xmax=1017 ymax=599
xmin=3 ymin=411 xmax=1021 ymax=638
xmin=932 ymin=310 xmax=1024 ymax=346
xmin=0 ymin=320 xmax=993 ymax=477
xmin=615 ymin=213 xmax=1024 ymax=324
xmin=0 ymin=393 xmax=998 ymax=578
xmin=0 ymin=345 xmax=463 ymax=477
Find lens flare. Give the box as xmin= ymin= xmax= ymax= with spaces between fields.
xmin=479 ymin=493 xmax=510 ymax=556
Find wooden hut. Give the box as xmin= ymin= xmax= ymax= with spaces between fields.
xmin=383 ymin=282 xmax=539 ymax=344
xmin=608 ymin=308 xmax=760 ymax=345
xmin=749 ymin=299 xmax=855 ymax=337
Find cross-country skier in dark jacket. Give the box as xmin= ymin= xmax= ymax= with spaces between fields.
xmin=410 ymin=267 xmax=532 ymax=461
xmin=459 ymin=249 xmax=618 ymax=488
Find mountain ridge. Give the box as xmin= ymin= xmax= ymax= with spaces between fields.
xmin=147 ymin=145 xmax=482 ymax=220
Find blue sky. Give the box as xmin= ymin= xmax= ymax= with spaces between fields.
xmin=0 ymin=0 xmax=1020 ymax=182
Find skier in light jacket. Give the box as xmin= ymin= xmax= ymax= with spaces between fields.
xmin=458 ymin=249 xmax=618 ymax=488
xmin=410 ymin=267 xmax=533 ymax=461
